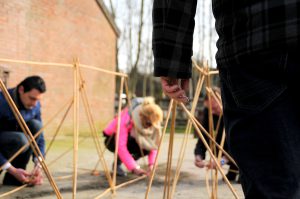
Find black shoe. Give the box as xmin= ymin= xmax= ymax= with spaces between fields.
xmin=237 ymin=175 xmax=241 ymax=184
xmin=112 ymin=163 xmax=127 ymax=177
xmin=116 ymin=165 xmax=127 ymax=177
xmin=3 ymin=172 xmax=23 ymax=186
xmin=225 ymin=172 xmax=237 ymax=182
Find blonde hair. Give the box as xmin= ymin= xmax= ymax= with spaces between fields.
xmin=139 ymin=97 xmax=163 ymax=124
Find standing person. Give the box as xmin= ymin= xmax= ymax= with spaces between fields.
xmin=153 ymin=1 xmax=300 ymax=198
xmin=194 ymin=88 xmax=239 ymax=182
xmin=103 ymin=97 xmax=163 ymax=176
xmin=0 ymin=76 xmax=46 ymax=186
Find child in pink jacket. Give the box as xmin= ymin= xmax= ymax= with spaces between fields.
xmin=103 ymin=97 xmax=163 ymax=176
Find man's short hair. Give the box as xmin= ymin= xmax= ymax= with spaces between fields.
xmin=17 ymin=76 xmax=46 ymax=93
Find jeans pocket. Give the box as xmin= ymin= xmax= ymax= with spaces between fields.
xmin=220 ymin=53 xmax=288 ymax=112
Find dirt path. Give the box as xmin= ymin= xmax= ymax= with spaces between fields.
xmin=0 ymin=135 xmax=244 ymax=199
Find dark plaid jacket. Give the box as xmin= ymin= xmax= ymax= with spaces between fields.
xmin=152 ymin=0 xmax=300 ymax=78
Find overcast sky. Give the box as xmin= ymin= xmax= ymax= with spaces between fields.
xmin=103 ymin=0 xmax=218 ymax=72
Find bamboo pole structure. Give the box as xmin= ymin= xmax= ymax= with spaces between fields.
xmin=0 ymin=55 xmax=240 ymax=199
xmin=0 ymin=57 xmax=131 ymax=198
xmin=180 ymin=103 xmax=239 ymax=199
xmin=0 ymin=79 xmax=62 ymax=198
xmin=170 ymin=73 xmax=206 ymax=198
xmin=78 ymin=69 xmax=113 ymax=189
xmin=193 ymin=60 xmax=239 ymax=199
xmin=72 ymin=59 xmax=80 ymax=199
xmin=199 ymin=63 xmax=219 ymax=199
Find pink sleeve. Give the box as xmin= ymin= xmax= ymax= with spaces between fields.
xmin=116 ymin=111 xmax=137 ymax=171
xmin=104 ymin=114 xmax=118 ymax=136
xmin=148 ymin=150 xmax=158 ymax=166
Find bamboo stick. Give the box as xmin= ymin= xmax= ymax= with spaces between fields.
xmin=112 ymin=77 xmax=125 ymax=194
xmin=45 ymin=98 xmax=74 ymax=155
xmin=206 ymin=87 xmax=223 ymax=110
xmin=0 ymin=184 xmax=27 ymax=198
xmin=79 ymin=63 xmax=127 ymax=77
xmin=0 ymin=58 xmax=72 ymax=68
xmin=47 ymin=137 xmax=88 ymax=167
xmin=115 ymin=175 xmax=146 ymax=189
xmin=204 ymin=66 xmax=217 ymax=199
xmin=209 ymin=71 xmax=219 ymax=75
xmin=55 ymin=171 xmax=91 ymax=181
xmin=163 ymin=102 xmax=176 ymax=199
xmin=124 ymin=78 xmax=132 ymax=108
xmin=193 ymin=116 xmax=237 ymax=167
xmin=72 ymin=59 xmax=80 ymax=199
xmin=205 ymin=168 xmax=212 ymax=198
xmin=91 ymin=159 xmax=101 ymax=175
xmin=93 ymin=175 xmax=146 ymax=199
xmin=192 ymin=59 xmax=208 ymax=76
xmin=94 ymin=188 xmax=112 ymax=199
xmin=217 ymin=130 xmax=226 ymax=162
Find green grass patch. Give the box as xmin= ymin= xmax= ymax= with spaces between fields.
xmin=165 ymin=125 xmax=188 ymax=134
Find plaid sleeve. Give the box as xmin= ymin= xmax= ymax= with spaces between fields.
xmin=152 ymin=0 xmax=197 ymax=79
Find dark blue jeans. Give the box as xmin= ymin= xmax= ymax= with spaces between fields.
xmin=0 ymin=119 xmax=43 ymax=185
xmin=219 ymin=50 xmax=300 ymax=199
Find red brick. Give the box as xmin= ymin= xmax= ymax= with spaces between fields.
xmin=0 ymin=0 xmax=118 ymax=136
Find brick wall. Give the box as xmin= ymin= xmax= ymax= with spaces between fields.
xmin=0 ymin=0 xmax=117 ymax=136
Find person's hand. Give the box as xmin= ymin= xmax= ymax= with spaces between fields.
xmin=29 ymin=164 xmax=43 ymax=185
xmin=132 ymin=167 xmax=147 ymax=176
xmin=195 ymin=155 xmax=206 ymax=168
xmin=148 ymin=164 xmax=154 ymax=171
xmin=146 ymin=165 xmax=154 ymax=176
xmin=160 ymin=77 xmax=189 ymax=103
xmin=206 ymin=157 xmax=228 ymax=169
xmin=7 ymin=166 xmax=30 ymax=184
